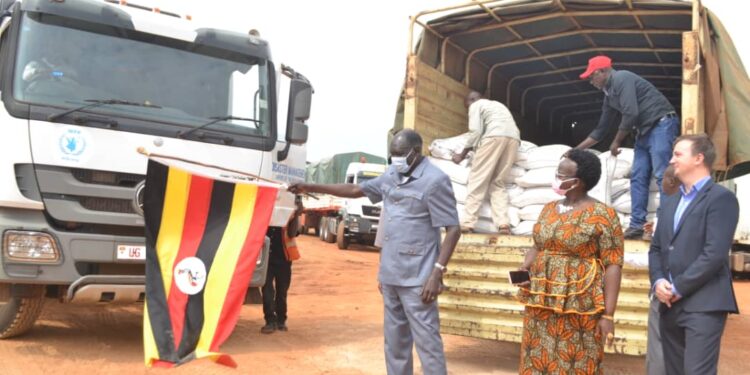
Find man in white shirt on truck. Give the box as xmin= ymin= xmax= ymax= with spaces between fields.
xmin=453 ymin=91 xmax=520 ymax=234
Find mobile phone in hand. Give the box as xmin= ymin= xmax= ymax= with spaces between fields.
xmin=508 ymin=270 xmax=530 ymax=284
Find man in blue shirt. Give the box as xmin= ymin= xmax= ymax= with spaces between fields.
xmin=289 ymin=129 xmax=462 ymax=375
xmin=648 ymin=134 xmax=739 ymax=375
xmin=575 ymin=55 xmax=679 ymax=239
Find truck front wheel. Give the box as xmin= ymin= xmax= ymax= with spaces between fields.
xmin=0 ymin=284 xmax=45 ymax=339
xmin=336 ymin=222 xmax=350 ymax=250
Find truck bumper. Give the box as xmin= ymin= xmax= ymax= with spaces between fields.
xmin=348 ymin=217 xmax=379 ymax=235
xmin=0 ymin=207 xmax=270 ymax=297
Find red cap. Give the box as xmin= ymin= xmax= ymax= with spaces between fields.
xmin=580 ymin=55 xmax=612 ymax=79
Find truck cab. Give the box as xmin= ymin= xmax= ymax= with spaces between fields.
xmin=0 ymin=0 xmax=312 ymax=338
xmin=336 ymin=163 xmax=386 ymax=249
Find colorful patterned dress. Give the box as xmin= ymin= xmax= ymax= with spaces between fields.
xmin=517 ymin=200 xmax=624 ymax=375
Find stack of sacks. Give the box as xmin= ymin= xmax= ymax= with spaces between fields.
xmin=429 ymin=157 xmax=507 ymax=232
xmin=428 ymin=137 xmax=540 ymax=234
xmin=510 ymin=144 xmax=571 ymax=235
xmin=590 ymin=149 xmax=660 ymax=228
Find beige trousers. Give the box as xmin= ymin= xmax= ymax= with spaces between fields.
xmin=461 ymin=136 xmax=519 ymax=228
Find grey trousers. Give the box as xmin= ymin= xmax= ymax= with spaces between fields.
xmin=381 ymin=284 xmax=447 ymax=375
xmin=660 ymin=303 xmax=727 ymax=375
xmin=646 ymin=297 xmax=666 ymax=375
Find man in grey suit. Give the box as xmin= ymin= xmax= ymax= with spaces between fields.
xmin=289 ymin=129 xmax=462 ymax=375
xmin=648 ymin=134 xmax=739 ymax=375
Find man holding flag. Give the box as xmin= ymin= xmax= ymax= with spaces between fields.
xmin=289 ymin=129 xmax=462 ymax=375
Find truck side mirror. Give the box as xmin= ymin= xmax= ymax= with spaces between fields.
xmin=285 ymin=78 xmax=312 ymax=145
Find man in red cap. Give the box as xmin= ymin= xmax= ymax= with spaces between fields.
xmin=574 ymin=55 xmax=679 ymax=239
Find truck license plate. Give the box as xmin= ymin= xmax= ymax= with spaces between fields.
xmin=117 ymin=245 xmax=146 ymax=260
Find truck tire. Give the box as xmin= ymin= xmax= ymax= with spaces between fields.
xmin=0 ymin=285 xmax=45 ymax=339
xmin=324 ymin=220 xmax=336 ymax=243
xmin=336 ymin=222 xmax=350 ymax=250
xmin=319 ymin=220 xmax=327 ymax=241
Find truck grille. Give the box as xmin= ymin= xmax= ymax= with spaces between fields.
xmin=79 ymin=197 xmax=136 ymax=214
xmin=362 ymin=205 xmax=381 ymax=217
xmin=30 ymin=165 xmax=145 ymax=228
xmin=71 ymin=168 xmax=143 ymax=187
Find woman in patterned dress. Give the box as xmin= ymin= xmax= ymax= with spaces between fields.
xmin=517 ymin=149 xmax=624 ymax=375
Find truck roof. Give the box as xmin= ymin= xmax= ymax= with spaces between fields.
xmin=306 ymin=152 xmax=386 ymax=184
xmin=20 ymin=0 xmax=271 ymax=60
xmin=346 ymin=163 xmax=386 ymax=175
xmin=401 ymin=0 xmax=750 ymax=178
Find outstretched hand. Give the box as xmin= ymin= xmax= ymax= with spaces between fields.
xmin=288 ymin=183 xmax=308 ymax=195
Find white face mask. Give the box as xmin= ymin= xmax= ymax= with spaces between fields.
xmin=391 ymin=149 xmax=414 ymax=174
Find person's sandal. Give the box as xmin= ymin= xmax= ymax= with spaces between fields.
xmin=498 ymin=225 xmax=512 ymax=235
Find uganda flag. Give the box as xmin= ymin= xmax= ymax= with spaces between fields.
xmin=142 ymin=156 xmax=279 ymax=368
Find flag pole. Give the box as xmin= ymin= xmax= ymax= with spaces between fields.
xmin=137 ymin=147 xmax=286 ymax=187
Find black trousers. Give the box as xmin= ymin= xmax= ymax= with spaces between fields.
xmin=261 ymin=261 xmax=292 ymax=325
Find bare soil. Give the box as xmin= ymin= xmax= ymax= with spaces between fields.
xmin=1 ymin=235 xmax=749 ymax=374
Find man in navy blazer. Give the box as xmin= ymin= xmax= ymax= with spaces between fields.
xmin=648 ymin=134 xmax=739 ymax=375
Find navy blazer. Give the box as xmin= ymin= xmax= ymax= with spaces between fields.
xmin=648 ymin=180 xmax=739 ymax=313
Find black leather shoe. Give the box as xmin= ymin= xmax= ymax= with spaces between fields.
xmin=260 ymin=322 xmax=277 ymax=334
xmin=624 ymin=227 xmax=644 ymax=239
xmin=277 ymin=323 xmax=288 ymax=332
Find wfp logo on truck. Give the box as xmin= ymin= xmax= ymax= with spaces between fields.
xmin=58 ymin=127 xmax=88 ymax=161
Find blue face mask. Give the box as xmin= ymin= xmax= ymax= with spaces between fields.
xmin=391 ymin=149 xmax=414 ymax=174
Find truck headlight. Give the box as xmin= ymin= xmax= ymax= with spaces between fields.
xmin=3 ymin=230 xmax=61 ymax=263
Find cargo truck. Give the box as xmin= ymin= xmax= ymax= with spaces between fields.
xmin=397 ymin=0 xmax=750 ymax=355
xmin=302 ymin=153 xmax=385 ymax=249
xmin=0 ymin=0 xmax=312 ymax=338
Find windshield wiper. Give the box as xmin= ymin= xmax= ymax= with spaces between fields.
xmin=47 ymin=99 xmax=162 ymax=122
xmin=177 ymin=115 xmax=260 ymax=139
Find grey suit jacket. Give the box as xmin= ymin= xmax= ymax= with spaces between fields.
xmin=648 ymin=180 xmax=739 ymax=313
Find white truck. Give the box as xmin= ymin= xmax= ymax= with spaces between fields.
xmin=302 ymin=162 xmax=385 ymax=249
xmin=0 ymin=0 xmax=312 ymax=338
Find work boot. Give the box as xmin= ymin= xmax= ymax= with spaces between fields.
xmin=624 ymin=227 xmax=644 ymax=239
xmin=277 ymin=322 xmax=288 ymax=332
xmin=260 ymin=322 xmax=277 ymax=334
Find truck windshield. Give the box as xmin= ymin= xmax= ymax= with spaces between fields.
xmin=12 ymin=13 xmax=271 ymax=138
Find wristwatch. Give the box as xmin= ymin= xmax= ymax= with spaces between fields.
xmin=434 ymin=262 xmax=447 ymax=273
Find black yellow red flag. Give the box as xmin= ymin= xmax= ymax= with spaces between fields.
xmin=142 ymin=157 xmax=279 ymax=368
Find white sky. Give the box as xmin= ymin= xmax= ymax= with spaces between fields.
xmin=151 ymin=0 xmax=748 ymax=163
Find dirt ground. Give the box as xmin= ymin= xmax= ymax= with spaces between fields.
xmin=1 ymin=235 xmax=749 ymax=374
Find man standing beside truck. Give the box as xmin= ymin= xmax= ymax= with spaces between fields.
xmin=290 ymin=129 xmax=461 ymax=375
xmin=260 ymin=197 xmax=303 ymax=334
xmin=453 ymin=91 xmax=520 ymax=235
xmin=574 ymin=55 xmax=679 ymax=239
